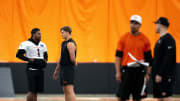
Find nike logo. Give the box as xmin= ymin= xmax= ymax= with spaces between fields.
xmin=168 ymin=46 xmax=172 ymax=49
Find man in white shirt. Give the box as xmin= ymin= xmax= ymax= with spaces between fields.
xmin=16 ymin=28 xmax=48 ymax=101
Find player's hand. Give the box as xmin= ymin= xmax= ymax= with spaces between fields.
xmin=116 ymin=72 xmax=122 ymax=83
xmin=53 ymin=70 xmax=59 ymax=80
xmin=29 ymin=58 xmax=34 ymax=63
xmin=155 ymin=74 xmax=162 ymax=83
xmin=44 ymin=59 xmax=47 ymax=63
xmin=75 ymin=62 xmax=78 ymax=67
xmin=145 ymin=74 xmax=150 ymax=84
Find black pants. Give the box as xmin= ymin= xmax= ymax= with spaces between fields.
xmin=152 ymin=75 xmax=175 ymax=98
xmin=60 ymin=65 xmax=75 ymax=86
xmin=27 ymin=69 xmax=44 ymax=93
xmin=116 ymin=67 xmax=146 ymax=100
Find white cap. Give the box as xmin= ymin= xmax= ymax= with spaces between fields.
xmin=130 ymin=15 xmax=142 ymax=24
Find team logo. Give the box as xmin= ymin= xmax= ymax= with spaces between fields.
xmin=40 ymin=44 xmax=44 ymax=47
xmin=168 ymin=46 xmax=172 ymax=49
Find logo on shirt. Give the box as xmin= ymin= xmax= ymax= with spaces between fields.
xmin=40 ymin=44 xmax=44 ymax=47
xmin=168 ymin=78 xmax=172 ymax=82
xmin=168 ymin=46 xmax=172 ymax=49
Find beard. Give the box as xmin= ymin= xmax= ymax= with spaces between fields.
xmin=131 ymin=28 xmax=137 ymax=34
xmin=156 ymin=28 xmax=160 ymax=33
xmin=36 ymin=37 xmax=41 ymax=42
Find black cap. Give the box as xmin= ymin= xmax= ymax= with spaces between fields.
xmin=154 ymin=17 xmax=169 ymax=27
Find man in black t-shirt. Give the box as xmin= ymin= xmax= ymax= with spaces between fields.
xmin=152 ymin=17 xmax=176 ymax=101
xmin=53 ymin=26 xmax=77 ymax=101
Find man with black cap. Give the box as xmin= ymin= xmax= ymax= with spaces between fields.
xmin=152 ymin=17 xmax=176 ymax=101
xmin=16 ymin=28 xmax=48 ymax=101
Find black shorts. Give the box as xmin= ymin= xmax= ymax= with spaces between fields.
xmin=27 ymin=69 xmax=44 ymax=93
xmin=60 ymin=65 xmax=75 ymax=86
xmin=153 ymin=75 xmax=174 ymax=98
xmin=116 ymin=67 xmax=146 ymax=100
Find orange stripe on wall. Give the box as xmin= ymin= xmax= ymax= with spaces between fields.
xmin=0 ymin=0 xmax=180 ymax=63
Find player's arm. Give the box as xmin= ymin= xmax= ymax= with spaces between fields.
xmin=115 ymin=57 xmax=122 ymax=79
xmin=16 ymin=42 xmax=34 ymax=62
xmin=53 ymin=57 xmax=61 ymax=80
xmin=55 ymin=61 xmax=61 ymax=71
xmin=115 ymin=38 xmax=124 ymax=83
xmin=43 ymin=44 xmax=48 ymax=62
xmin=43 ymin=52 xmax=48 ymax=61
xmin=146 ymin=66 xmax=151 ymax=76
xmin=144 ymin=39 xmax=153 ymax=82
xmin=144 ymin=50 xmax=152 ymax=74
xmin=115 ymin=50 xmax=123 ymax=83
xmin=67 ymin=42 xmax=76 ymax=65
xmin=16 ymin=49 xmax=29 ymax=61
xmin=115 ymin=51 xmax=123 ymax=71
xmin=144 ymin=50 xmax=152 ymax=83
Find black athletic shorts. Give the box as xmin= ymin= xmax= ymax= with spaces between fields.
xmin=153 ymin=75 xmax=174 ymax=98
xmin=116 ymin=67 xmax=146 ymax=100
xmin=60 ymin=65 xmax=75 ymax=86
xmin=26 ymin=69 xmax=44 ymax=93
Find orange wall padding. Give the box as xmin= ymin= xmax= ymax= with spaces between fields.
xmin=0 ymin=0 xmax=180 ymax=63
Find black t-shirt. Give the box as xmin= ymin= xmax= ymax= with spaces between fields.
xmin=152 ymin=33 xmax=176 ymax=77
xmin=60 ymin=38 xmax=76 ymax=66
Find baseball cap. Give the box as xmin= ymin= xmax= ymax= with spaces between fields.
xmin=154 ymin=17 xmax=169 ymax=27
xmin=130 ymin=15 xmax=142 ymax=24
